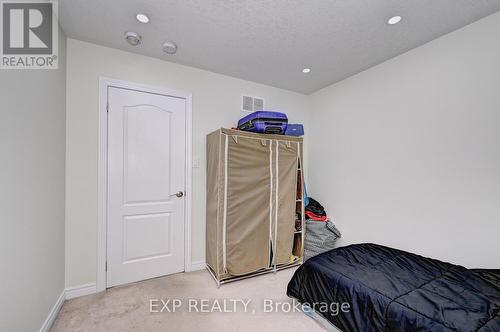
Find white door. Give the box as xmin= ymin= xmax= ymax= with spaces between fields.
xmin=107 ymin=86 xmax=186 ymax=287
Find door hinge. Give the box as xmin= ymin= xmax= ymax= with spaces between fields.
xmin=106 ymin=103 xmax=109 ymax=113
xmin=105 ymin=261 xmax=108 ymax=272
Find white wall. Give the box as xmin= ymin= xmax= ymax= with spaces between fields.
xmin=66 ymin=10 xmax=500 ymax=287
xmin=65 ymin=39 xmax=310 ymax=287
xmin=309 ymin=12 xmax=500 ymax=268
xmin=0 ymin=29 xmax=66 ymax=331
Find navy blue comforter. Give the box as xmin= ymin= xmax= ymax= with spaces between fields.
xmin=287 ymin=243 xmax=500 ymax=331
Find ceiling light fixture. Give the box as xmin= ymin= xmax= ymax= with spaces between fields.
xmin=125 ymin=31 xmax=142 ymax=46
xmin=136 ymin=13 xmax=150 ymax=24
xmin=387 ymin=16 xmax=402 ymax=25
xmin=162 ymin=41 xmax=178 ymax=54
xmin=302 ymin=68 xmax=311 ymax=73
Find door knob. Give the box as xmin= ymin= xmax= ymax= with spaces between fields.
xmin=171 ymin=191 xmax=184 ymax=198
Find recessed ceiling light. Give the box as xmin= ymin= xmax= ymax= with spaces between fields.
xmin=162 ymin=41 xmax=178 ymax=54
xmin=136 ymin=13 xmax=150 ymax=24
xmin=125 ymin=31 xmax=142 ymax=46
xmin=302 ymin=68 xmax=311 ymax=73
xmin=387 ymin=16 xmax=402 ymax=25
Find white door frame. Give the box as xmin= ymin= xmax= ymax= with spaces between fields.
xmin=97 ymin=77 xmax=193 ymax=292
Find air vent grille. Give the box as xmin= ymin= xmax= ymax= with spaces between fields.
xmin=242 ymin=95 xmax=265 ymax=113
xmin=242 ymin=96 xmax=253 ymax=112
xmin=253 ymin=98 xmax=264 ymax=111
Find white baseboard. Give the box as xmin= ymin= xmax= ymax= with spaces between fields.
xmin=190 ymin=260 xmax=206 ymax=271
xmin=65 ymin=283 xmax=97 ymax=300
xmin=39 ymin=290 xmax=65 ymax=332
xmin=39 ymin=283 xmax=97 ymax=331
xmin=40 ymin=266 xmax=208 ymax=331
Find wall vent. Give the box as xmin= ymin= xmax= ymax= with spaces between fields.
xmin=242 ymin=95 xmax=265 ymax=113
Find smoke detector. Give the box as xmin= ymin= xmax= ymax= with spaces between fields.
xmin=162 ymin=41 xmax=178 ymax=54
xmin=125 ymin=32 xmax=142 ymax=46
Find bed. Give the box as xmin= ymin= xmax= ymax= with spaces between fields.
xmin=287 ymin=243 xmax=500 ymax=332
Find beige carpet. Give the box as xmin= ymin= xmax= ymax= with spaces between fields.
xmin=52 ymin=268 xmax=331 ymax=332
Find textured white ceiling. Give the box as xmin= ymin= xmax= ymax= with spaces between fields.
xmin=59 ymin=0 xmax=500 ymax=94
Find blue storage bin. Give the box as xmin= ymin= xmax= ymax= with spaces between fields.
xmin=285 ymin=124 xmax=304 ymax=136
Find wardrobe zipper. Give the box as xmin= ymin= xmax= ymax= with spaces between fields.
xmin=268 ymin=140 xmax=273 ymax=267
xmin=222 ymin=134 xmax=229 ymax=274
xmin=273 ymin=140 xmax=279 ymax=268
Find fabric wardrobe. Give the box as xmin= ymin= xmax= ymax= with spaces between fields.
xmin=206 ymin=128 xmax=303 ymax=283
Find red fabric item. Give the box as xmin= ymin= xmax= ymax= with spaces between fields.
xmin=305 ymin=210 xmax=328 ymax=221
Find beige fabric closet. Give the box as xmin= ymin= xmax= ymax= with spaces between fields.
xmin=206 ymin=128 xmax=304 ymax=284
